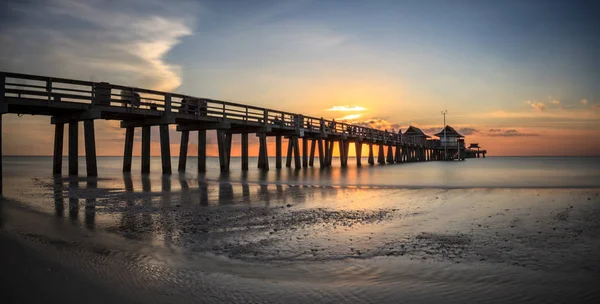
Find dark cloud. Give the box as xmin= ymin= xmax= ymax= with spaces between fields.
xmin=355 ymin=119 xmax=400 ymax=132
xmin=458 ymin=127 xmax=479 ymax=135
xmin=486 ymin=129 xmax=539 ymax=137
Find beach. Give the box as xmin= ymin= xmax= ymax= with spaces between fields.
xmin=1 ymin=156 xmax=600 ymax=303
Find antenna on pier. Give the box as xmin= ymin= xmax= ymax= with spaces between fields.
xmin=441 ymin=110 xmax=448 ymax=160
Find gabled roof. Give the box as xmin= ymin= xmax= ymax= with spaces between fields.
xmin=434 ymin=125 xmax=464 ymax=138
xmin=403 ymin=125 xmax=431 ymax=138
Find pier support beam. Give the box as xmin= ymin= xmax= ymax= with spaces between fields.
xmin=258 ymin=133 xmax=269 ymax=170
xmin=293 ymin=137 xmax=301 ymax=169
xmin=322 ymin=140 xmax=329 ymax=167
xmin=377 ymin=144 xmax=385 ymax=164
xmin=198 ymin=130 xmax=206 ymax=172
xmin=327 ymin=140 xmax=334 ymax=167
xmin=386 ymin=145 xmax=394 ymax=164
xmin=53 ymin=123 xmax=64 ymax=174
xmin=302 ymin=137 xmax=308 ymax=168
xmin=83 ymin=120 xmax=97 ymax=176
xmin=339 ymin=140 xmax=347 ymax=167
xmin=0 ymin=114 xmax=2 ymax=194
xmin=141 ymin=126 xmax=151 ymax=174
xmin=395 ymin=145 xmax=401 ymax=163
xmin=68 ymin=122 xmax=78 ymax=176
xmin=318 ymin=139 xmax=325 ymax=167
xmin=159 ymin=125 xmax=172 ymax=174
xmin=355 ymin=142 xmax=362 ymax=166
xmin=217 ymin=130 xmax=231 ymax=172
xmin=276 ymin=135 xmax=282 ymax=169
xmin=123 ymin=127 xmax=134 ymax=173
xmin=309 ymin=139 xmax=316 ymax=167
xmin=286 ymin=137 xmax=293 ymax=168
xmin=241 ymin=133 xmax=249 ymax=171
xmin=368 ymin=143 xmax=374 ymax=165
xmin=178 ymin=130 xmax=189 ymax=172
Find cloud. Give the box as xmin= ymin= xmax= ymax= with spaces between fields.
xmin=355 ymin=118 xmax=400 ymax=132
xmin=326 ymin=105 xmax=367 ymax=112
xmin=458 ymin=127 xmax=479 ymax=135
xmin=525 ymin=100 xmax=546 ymax=112
xmin=486 ymin=129 xmax=539 ymax=137
xmin=551 ymin=99 xmax=560 ymax=105
xmin=0 ymin=0 xmax=197 ymax=91
xmin=581 ymin=98 xmax=588 ymax=105
xmin=337 ymin=114 xmax=363 ymax=121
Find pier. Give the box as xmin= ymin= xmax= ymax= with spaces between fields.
xmin=0 ymin=71 xmax=475 ymax=192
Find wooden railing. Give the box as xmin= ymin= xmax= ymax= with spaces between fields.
xmin=1 ymin=71 xmax=439 ymax=147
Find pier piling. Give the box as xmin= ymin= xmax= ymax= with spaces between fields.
xmin=198 ymin=130 xmax=206 ymax=172
xmin=83 ymin=120 xmax=97 ymax=176
xmin=355 ymin=141 xmax=362 ymax=166
xmin=159 ymin=125 xmax=172 ymax=174
xmin=53 ymin=123 xmax=64 ymax=174
xmin=302 ymin=137 xmax=308 ymax=168
xmin=241 ymin=133 xmax=249 ymax=171
xmin=377 ymin=144 xmax=385 ymax=164
xmin=309 ymin=139 xmax=316 ymax=167
xmin=318 ymin=139 xmax=325 ymax=167
xmin=123 ymin=127 xmax=134 ymax=173
xmin=386 ymin=145 xmax=394 ymax=164
xmin=276 ymin=135 xmax=282 ymax=169
xmin=178 ymin=130 xmax=189 ymax=172
xmin=68 ymin=121 xmax=78 ymax=176
xmin=141 ymin=126 xmax=151 ymax=174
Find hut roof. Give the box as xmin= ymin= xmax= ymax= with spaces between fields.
xmin=404 ymin=126 xmax=431 ymax=138
xmin=434 ymin=125 xmax=464 ymax=138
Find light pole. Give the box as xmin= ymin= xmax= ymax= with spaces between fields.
xmin=441 ymin=110 xmax=447 ymax=160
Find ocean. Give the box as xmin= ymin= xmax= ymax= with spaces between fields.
xmin=1 ymin=156 xmax=599 ymax=303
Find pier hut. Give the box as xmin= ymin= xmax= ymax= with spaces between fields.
xmin=433 ymin=125 xmax=465 ymax=160
xmin=465 ymin=143 xmax=487 ymax=158
xmin=402 ymin=126 xmax=431 ymax=162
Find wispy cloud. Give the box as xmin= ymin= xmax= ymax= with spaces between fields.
xmin=551 ymin=99 xmax=560 ymax=105
xmin=0 ymin=0 xmax=197 ymax=91
xmin=487 ymin=129 xmax=539 ymax=137
xmin=581 ymin=98 xmax=588 ymax=105
xmin=326 ymin=105 xmax=367 ymax=112
xmin=355 ymin=118 xmax=400 ymax=132
xmin=525 ymin=100 xmax=546 ymax=112
xmin=458 ymin=127 xmax=479 ymax=135
xmin=337 ymin=114 xmax=363 ymax=120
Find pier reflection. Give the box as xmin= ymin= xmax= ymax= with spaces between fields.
xmin=49 ymin=173 xmax=349 ymax=246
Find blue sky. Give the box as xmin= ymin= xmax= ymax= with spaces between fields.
xmin=1 ymin=0 xmax=599 ymax=155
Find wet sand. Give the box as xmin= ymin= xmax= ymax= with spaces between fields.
xmin=1 ymin=174 xmax=600 ymax=303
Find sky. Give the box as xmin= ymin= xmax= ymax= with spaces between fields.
xmin=1 ymin=0 xmax=599 ymax=156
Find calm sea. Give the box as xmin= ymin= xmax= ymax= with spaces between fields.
xmin=3 ymin=156 xmax=600 ymax=188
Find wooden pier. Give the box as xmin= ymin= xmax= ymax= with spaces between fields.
xmin=0 ymin=71 xmax=470 ymax=192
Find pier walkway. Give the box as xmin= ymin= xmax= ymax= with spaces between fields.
xmin=0 ymin=71 xmax=449 ymax=190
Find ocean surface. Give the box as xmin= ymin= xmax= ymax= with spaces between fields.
xmin=1 ymin=156 xmax=599 ymax=303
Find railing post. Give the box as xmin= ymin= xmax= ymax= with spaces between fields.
xmin=164 ymin=93 xmax=172 ymax=114
xmin=46 ymin=78 xmax=52 ymax=102
xmin=264 ymin=110 xmax=269 ymax=126
xmin=0 ymin=72 xmax=5 ymax=111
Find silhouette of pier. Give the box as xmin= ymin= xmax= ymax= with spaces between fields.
xmin=0 ymin=71 xmax=460 ymax=191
